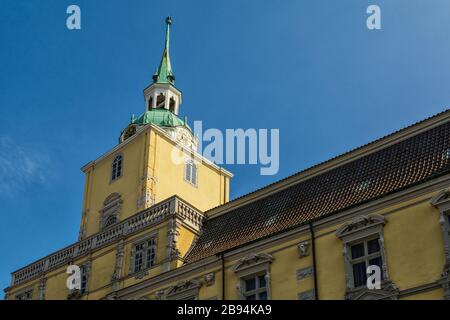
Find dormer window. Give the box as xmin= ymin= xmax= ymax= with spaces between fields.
xmin=111 ymin=154 xmax=123 ymax=181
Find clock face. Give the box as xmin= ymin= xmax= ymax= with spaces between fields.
xmin=123 ymin=125 xmax=137 ymax=141
xmin=174 ymin=127 xmax=196 ymax=149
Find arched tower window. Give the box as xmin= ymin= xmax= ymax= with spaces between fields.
xmin=148 ymin=97 xmax=153 ymax=110
xmin=156 ymin=93 xmax=165 ymax=108
xmin=169 ymin=97 xmax=176 ymax=113
xmin=111 ymin=154 xmax=123 ymax=181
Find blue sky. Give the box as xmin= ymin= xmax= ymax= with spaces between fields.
xmin=1 ymin=0 xmax=450 ymax=294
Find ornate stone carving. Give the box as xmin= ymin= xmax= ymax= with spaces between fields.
xmin=438 ymin=263 xmax=450 ymax=300
xmin=430 ymin=189 xmax=450 ymax=299
xmin=112 ymin=240 xmax=125 ymax=291
xmin=99 ymin=193 xmax=122 ymax=230
xmin=233 ymin=253 xmax=274 ymax=300
xmin=164 ymin=219 xmax=181 ymax=271
xmin=154 ymin=290 xmax=165 ymax=300
xmin=335 ymin=214 xmax=386 ymax=238
xmin=431 ymin=189 xmax=450 ymax=211
xmin=67 ymin=289 xmax=82 ymax=300
xmin=298 ymin=289 xmax=315 ymax=300
xmin=345 ymin=281 xmax=399 ymax=300
xmin=297 ymin=240 xmax=310 ymax=258
xmin=134 ymin=270 xmax=149 ymax=280
xmin=233 ymin=253 xmax=274 ymax=273
xmin=104 ymin=292 xmax=118 ymax=300
xmin=204 ymin=272 xmax=215 ymax=286
xmin=38 ymin=276 xmax=46 ymax=300
xmin=137 ymin=191 xmax=155 ymax=208
xmin=296 ymin=266 xmax=314 ymax=280
xmin=166 ymin=279 xmax=201 ymax=300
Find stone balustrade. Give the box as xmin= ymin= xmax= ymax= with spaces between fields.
xmin=10 ymin=196 xmax=204 ymax=287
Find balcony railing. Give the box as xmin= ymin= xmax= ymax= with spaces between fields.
xmin=10 ymin=196 xmax=204 ymax=287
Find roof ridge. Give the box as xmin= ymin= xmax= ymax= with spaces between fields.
xmin=205 ymin=108 xmax=450 ymax=219
xmin=185 ymin=108 xmax=450 ymax=263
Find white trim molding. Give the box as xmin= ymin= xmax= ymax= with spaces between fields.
xmin=99 ymin=193 xmax=123 ymax=230
xmin=166 ymin=279 xmax=201 ymax=300
xmin=233 ymin=253 xmax=273 ymax=300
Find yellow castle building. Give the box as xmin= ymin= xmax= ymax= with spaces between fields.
xmin=5 ymin=17 xmax=450 ymax=301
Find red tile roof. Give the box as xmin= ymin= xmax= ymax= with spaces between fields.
xmin=185 ymin=111 xmax=450 ymax=263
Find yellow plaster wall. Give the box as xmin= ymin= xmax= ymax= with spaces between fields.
xmin=6 ymin=186 xmax=449 ymax=300
xmin=81 ymin=127 xmax=230 ymax=238
xmin=83 ymin=132 xmax=147 ymax=236
xmin=149 ymin=130 xmax=229 ymax=212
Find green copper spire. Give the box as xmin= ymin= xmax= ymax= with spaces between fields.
xmin=152 ymin=16 xmax=175 ymax=85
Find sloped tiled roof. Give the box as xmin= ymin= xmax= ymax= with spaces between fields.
xmin=185 ymin=111 xmax=450 ymax=263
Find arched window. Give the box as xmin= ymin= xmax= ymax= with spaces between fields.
xmin=156 ymin=93 xmax=165 ymax=108
xmin=169 ymin=97 xmax=176 ymax=113
xmin=99 ymin=193 xmax=122 ymax=230
xmin=111 ymin=154 xmax=123 ymax=181
xmin=184 ymin=160 xmax=198 ymax=186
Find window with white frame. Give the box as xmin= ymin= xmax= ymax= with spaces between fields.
xmin=233 ymin=253 xmax=273 ymax=300
xmin=242 ymin=273 xmax=268 ymax=300
xmin=132 ymin=237 xmax=157 ymax=273
xmin=184 ymin=160 xmax=197 ymax=186
xmin=15 ymin=289 xmax=33 ymax=300
xmin=349 ymin=238 xmax=383 ymax=288
xmin=111 ymin=154 xmax=123 ymax=181
xmin=335 ymin=214 xmax=399 ymax=300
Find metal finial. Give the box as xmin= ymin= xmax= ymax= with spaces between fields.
xmin=166 ymin=16 xmax=172 ymax=25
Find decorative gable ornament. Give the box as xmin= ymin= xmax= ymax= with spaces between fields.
xmin=99 ymin=193 xmax=122 ymax=230
xmin=335 ymin=214 xmax=386 ymax=239
xmin=346 ymin=281 xmax=399 ymax=300
xmin=232 ymin=253 xmax=273 ymax=273
xmin=166 ymin=279 xmax=201 ymax=300
xmin=430 ymin=188 xmax=450 ymax=212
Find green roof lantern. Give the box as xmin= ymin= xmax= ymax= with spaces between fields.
xmin=131 ymin=108 xmax=191 ymax=131
xmin=152 ymin=16 xmax=175 ymax=85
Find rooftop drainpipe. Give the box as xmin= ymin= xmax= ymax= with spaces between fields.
xmin=309 ymin=222 xmax=318 ymax=300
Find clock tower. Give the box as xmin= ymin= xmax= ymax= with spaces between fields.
xmin=79 ymin=17 xmax=231 ymax=239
